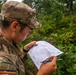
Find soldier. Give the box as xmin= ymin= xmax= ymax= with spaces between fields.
xmin=0 ymin=1 xmax=57 ymax=75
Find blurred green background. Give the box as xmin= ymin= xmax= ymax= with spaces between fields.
xmin=0 ymin=0 xmax=76 ymax=75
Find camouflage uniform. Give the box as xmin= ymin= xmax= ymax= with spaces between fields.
xmin=0 ymin=34 xmax=34 ymax=75
xmin=0 ymin=1 xmax=42 ymax=75
xmin=0 ymin=34 xmax=25 ymax=75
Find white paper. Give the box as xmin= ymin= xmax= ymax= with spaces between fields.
xmin=28 ymin=41 xmax=63 ymax=69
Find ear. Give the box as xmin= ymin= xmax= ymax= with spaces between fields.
xmin=10 ymin=21 xmax=20 ymax=32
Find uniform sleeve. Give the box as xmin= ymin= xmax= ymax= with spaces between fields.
xmin=0 ymin=53 xmax=18 ymax=75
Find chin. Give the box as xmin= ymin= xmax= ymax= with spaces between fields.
xmin=18 ymin=40 xmax=25 ymax=44
xmin=16 ymin=41 xmax=21 ymax=44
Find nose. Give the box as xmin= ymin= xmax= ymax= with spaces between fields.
xmin=26 ymin=32 xmax=31 ymax=37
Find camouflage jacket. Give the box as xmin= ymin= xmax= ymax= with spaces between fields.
xmin=0 ymin=34 xmax=33 ymax=75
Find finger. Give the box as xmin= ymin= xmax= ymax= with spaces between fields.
xmin=31 ymin=41 xmax=38 ymax=46
xmin=46 ymin=56 xmax=57 ymax=63
xmin=24 ymin=41 xmax=37 ymax=50
xmin=29 ymin=41 xmax=37 ymax=47
xmin=51 ymin=56 xmax=57 ymax=63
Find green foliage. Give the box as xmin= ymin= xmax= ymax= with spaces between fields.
xmin=19 ymin=0 xmax=76 ymax=75
xmin=19 ymin=15 xmax=76 ymax=75
xmin=1 ymin=0 xmax=76 ymax=74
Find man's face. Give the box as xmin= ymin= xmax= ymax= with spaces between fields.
xmin=12 ymin=25 xmax=32 ymax=44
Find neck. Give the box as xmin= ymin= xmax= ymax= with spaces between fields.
xmin=0 ymin=28 xmax=12 ymax=43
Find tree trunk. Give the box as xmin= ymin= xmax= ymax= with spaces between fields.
xmin=69 ymin=0 xmax=73 ymax=15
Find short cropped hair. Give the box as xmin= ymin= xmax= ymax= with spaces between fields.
xmin=0 ymin=20 xmax=27 ymax=32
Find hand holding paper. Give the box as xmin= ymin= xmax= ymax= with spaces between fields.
xmin=28 ymin=41 xmax=63 ymax=69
